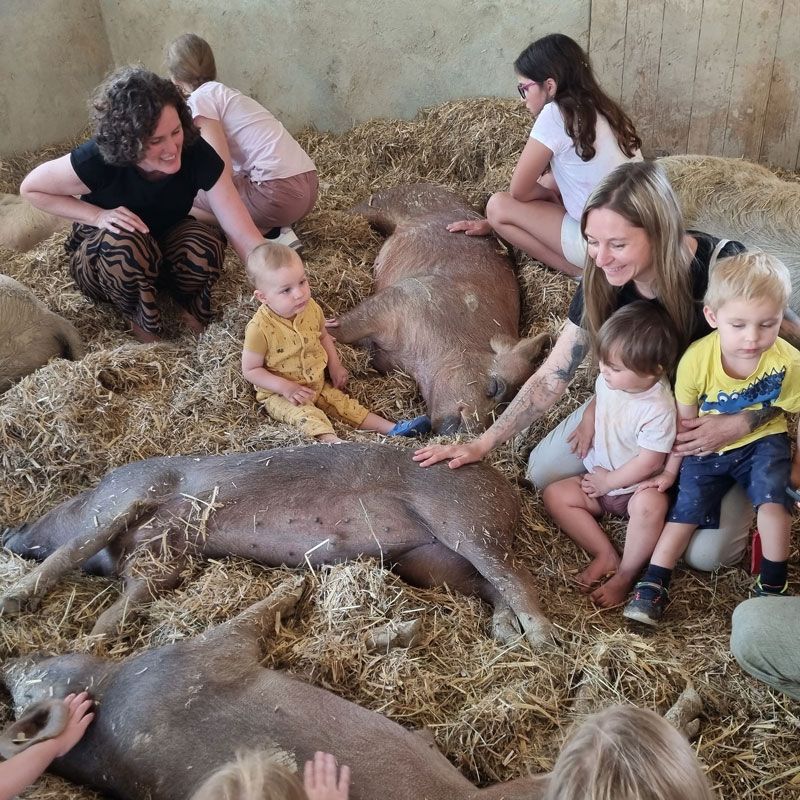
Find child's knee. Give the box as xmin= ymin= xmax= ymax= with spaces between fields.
xmin=628 ymin=488 xmax=669 ymax=519
xmin=543 ymin=476 xmax=579 ymax=510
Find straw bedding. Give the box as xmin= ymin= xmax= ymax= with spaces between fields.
xmin=1 ymin=99 xmax=798 ymax=799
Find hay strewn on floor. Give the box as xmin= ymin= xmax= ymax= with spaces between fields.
xmin=1 ymin=99 xmax=798 ymax=799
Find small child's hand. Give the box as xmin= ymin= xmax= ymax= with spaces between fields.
xmin=324 ymin=317 xmax=340 ymax=329
xmin=635 ymin=471 xmax=677 ymax=494
xmin=283 ymin=382 xmax=316 ymax=406
xmin=53 ymin=692 xmax=95 ymax=756
xmin=328 ymin=364 xmax=349 ymax=390
xmin=303 ymin=751 xmax=350 ymax=800
xmin=581 ymin=467 xmax=611 ymax=498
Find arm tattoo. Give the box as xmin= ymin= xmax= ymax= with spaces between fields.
xmin=485 ymin=331 xmax=588 ymax=446
xmin=553 ymin=338 xmax=589 ymax=382
xmin=747 ymin=406 xmax=780 ymax=432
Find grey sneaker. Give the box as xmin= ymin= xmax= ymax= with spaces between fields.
xmin=273 ymin=226 xmax=303 ymax=252
xmin=622 ymin=581 xmax=668 ymax=627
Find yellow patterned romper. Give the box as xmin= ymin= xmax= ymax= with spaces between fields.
xmin=243 ymin=298 xmax=370 ymax=437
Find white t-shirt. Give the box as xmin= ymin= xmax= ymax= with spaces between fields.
xmin=583 ymin=374 xmax=676 ymax=495
xmin=188 ymin=81 xmax=315 ymax=183
xmin=530 ymin=102 xmax=642 ymax=220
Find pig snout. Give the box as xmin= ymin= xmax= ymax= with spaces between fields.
xmin=486 ymin=376 xmax=508 ymax=401
xmin=1 ymin=525 xmax=26 ymax=552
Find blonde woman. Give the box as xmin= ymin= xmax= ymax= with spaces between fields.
xmin=166 ymin=33 xmax=318 ymax=251
xmin=415 ymin=160 xmax=780 ymax=573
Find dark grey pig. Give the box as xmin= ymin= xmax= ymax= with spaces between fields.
xmin=2 ymin=578 xmax=551 ymax=800
xmin=2 ymin=442 xmax=552 ymax=645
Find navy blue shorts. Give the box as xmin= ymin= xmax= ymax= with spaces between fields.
xmin=668 ymin=433 xmax=792 ymax=528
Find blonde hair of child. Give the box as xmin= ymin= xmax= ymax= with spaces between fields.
xmin=704 ymin=251 xmax=791 ymax=312
xmin=542 ymin=705 xmax=715 ymax=800
xmin=165 ymin=33 xmax=217 ymax=91
xmin=190 ymin=751 xmax=306 ymax=800
xmin=246 ymin=243 xmax=300 ymax=289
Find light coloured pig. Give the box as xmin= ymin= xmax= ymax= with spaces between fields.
xmin=333 ymin=184 xmax=551 ymax=433
xmin=0 ymin=273 xmax=84 ymax=392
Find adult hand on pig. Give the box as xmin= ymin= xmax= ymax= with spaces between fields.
xmin=93 ymin=206 xmax=149 ymax=235
xmin=282 ymin=382 xmax=316 ymax=406
xmin=328 ymin=363 xmax=349 ymax=390
xmin=446 ymin=218 xmax=493 ymax=236
xmin=672 ymin=414 xmax=747 ymax=457
xmin=413 ymin=439 xmax=490 ymax=469
xmin=304 ymin=751 xmax=351 ymax=800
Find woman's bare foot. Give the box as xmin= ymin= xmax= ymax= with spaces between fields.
xmin=130 ymin=321 xmax=161 ymax=343
xmin=575 ymin=553 xmax=620 ymax=593
xmin=180 ymin=310 xmax=207 ymax=337
xmin=589 ymin=571 xmax=635 ymax=608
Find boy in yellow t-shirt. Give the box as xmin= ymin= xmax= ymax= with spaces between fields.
xmin=242 ymin=243 xmax=430 ymax=442
xmin=624 ymin=252 xmax=800 ymax=626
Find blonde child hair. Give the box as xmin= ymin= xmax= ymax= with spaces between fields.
xmin=704 ymin=251 xmax=791 ymax=312
xmin=190 ymin=751 xmax=306 ymax=800
xmin=543 ymin=705 xmax=715 ymax=800
xmin=165 ymin=33 xmax=217 ymax=91
xmin=246 ymin=243 xmax=299 ymax=286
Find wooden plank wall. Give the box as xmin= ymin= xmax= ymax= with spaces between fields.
xmin=587 ymin=0 xmax=800 ymax=170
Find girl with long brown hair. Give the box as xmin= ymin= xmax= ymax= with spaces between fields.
xmin=448 ymin=33 xmax=642 ymax=277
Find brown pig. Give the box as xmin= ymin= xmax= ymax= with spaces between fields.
xmin=1 ymin=577 xmax=551 ymax=800
xmin=333 ymin=184 xmax=551 ymax=433
xmin=1 ymin=442 xmax=552 ymax=646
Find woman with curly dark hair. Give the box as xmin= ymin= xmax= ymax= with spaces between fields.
xmin=21 ymin=66 xmax=265 ymax=342
xmin=447 ymin=33 xmax=642 ymax=277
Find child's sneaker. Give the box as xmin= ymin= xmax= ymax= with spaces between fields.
xmin=387 ymin=415 xmax=431 ymax=438
xmin=749 ymin=576 xmax=790 ymax=597
xmin=622 ymin=581 xmax=668 ymax=627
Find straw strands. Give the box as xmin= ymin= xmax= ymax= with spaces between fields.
xmin=0 ymin=99 xmax=798 ymax=799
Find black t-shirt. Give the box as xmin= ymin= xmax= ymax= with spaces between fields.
xmin=70 ymin=137 xmax=224 ymax=238
xmin=567 ymin=232 xmax=745 ymax=343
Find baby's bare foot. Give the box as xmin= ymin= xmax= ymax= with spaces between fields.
xmin=590 ymin=572 xmax=635 ymax=608
xmin=575 ymin=554 xmax=619 ymax=593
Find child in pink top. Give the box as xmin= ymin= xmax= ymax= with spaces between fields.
xmin=167 ymin=33 xmax=318 ymax=251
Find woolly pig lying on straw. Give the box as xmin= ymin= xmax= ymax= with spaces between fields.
xmin=660 ymin=154 xmax=800 ymax=309
xmin=0 ymin=273 xmax=84 ymax=392
xmin=0 ymin=194 xmax=67 ymax=252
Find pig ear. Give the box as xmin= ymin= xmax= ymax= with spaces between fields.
xmin=490 ymin=334 xmax=516 ymax=355
xmin=512 ymin=332 xmax=554 ymax=363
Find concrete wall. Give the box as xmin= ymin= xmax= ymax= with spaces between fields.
xmin=2 ymin=1 xmax=800 ymax=169
xmin=0 ymin=0 xmax=111 ymax=156
xmin=99 ymin=0 xmax=587 ymax=133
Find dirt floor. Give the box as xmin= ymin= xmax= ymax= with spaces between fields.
xmin=0 ymin=98 xmax=798 ymax=799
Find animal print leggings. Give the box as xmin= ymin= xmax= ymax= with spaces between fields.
xmin=65 ymin=218 xmax=226 ymax=335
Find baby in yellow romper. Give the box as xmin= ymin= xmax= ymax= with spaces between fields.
xmin=242 ymin=243 xmax=431 ymax=443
